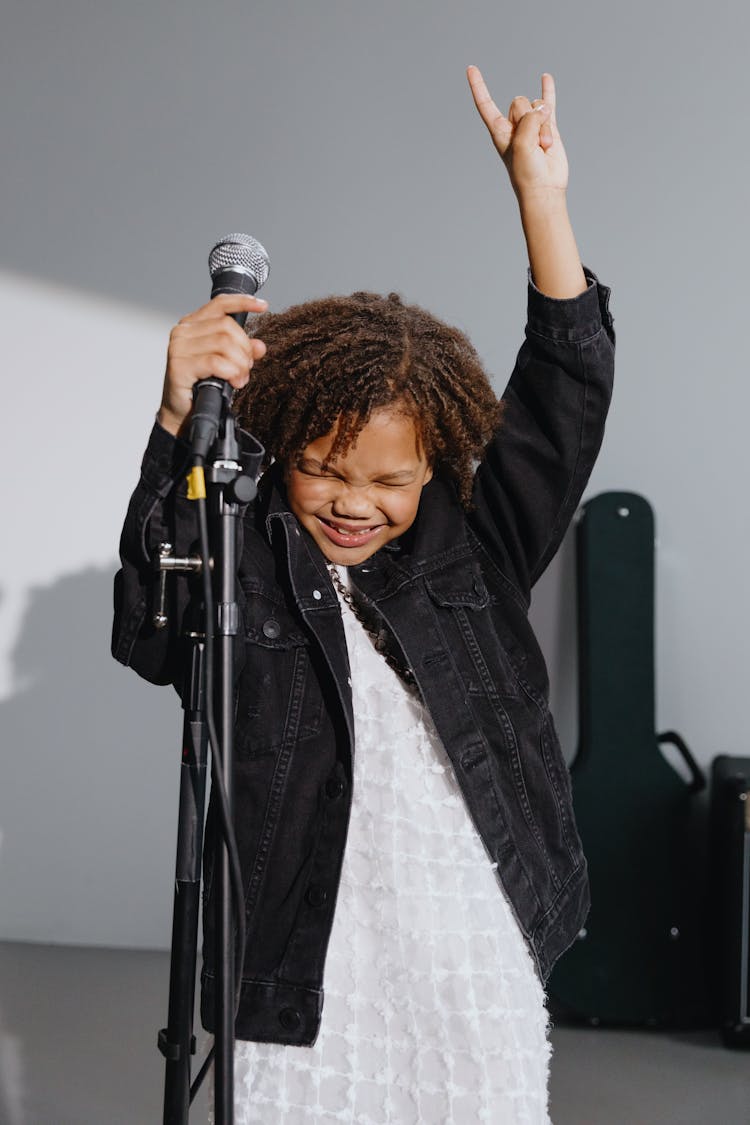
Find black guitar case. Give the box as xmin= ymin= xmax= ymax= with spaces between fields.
xmin=548 ymin=491 xmax=712 ymax=1026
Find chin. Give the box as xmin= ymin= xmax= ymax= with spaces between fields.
xmin=320 ymin=542 xmax=378 ymax=566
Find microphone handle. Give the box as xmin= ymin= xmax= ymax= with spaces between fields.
xmin=189 ymin=379 xmax=233 ymax=461
xmin=210 ymin=266 xmax=260 ymax=328
xmin=189 ymin=266 xmax=262 ymax=455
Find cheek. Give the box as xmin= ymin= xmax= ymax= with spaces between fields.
xmin=387 ymin=491 xmax=423 ymax=528
xmin=286 ymin=478 xmax=328 ymax=515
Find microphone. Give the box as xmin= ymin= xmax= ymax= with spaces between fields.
xmin=208 ymin=232 xmax=270 ymax=327
xmin=190 ymin=233 xmax=270 ymax=458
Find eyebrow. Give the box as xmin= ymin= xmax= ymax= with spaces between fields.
xmin=297 ymin=457 xmax=416 ymax=482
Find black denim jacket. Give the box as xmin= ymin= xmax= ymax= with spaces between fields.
xmin=112 ymin=272 xmax=615 ymax=1045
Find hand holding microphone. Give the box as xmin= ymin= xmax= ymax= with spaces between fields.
xmin=157 ymin=234 xmax=270 ymax=441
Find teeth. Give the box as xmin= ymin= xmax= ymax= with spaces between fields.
xmin=324 ymin=520 xmax=377 ymax=537
xmin=332 ymin=525 xmax=372 ymax=536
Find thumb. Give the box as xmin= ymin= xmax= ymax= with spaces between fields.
xmin=539 ymin=109 xmax=554 ymax=151
xmin=516 ymin=103 xmax=552 ymax=151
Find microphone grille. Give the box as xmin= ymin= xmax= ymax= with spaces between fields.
xmin=208 ymin=233 xmax=270 ymax=287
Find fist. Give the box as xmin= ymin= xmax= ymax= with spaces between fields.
xmin=158 ymin=293 xmax=268 ymax=437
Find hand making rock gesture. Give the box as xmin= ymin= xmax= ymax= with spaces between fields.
xmin=467 ymin=69 xmax=569 ymax=200
xmin=467 ymin=67 xmax=585 ymax=298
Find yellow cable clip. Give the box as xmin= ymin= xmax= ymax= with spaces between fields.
xmin=186 ymin=465 xmax=206 ymax=501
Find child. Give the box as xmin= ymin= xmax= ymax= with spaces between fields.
xmin=113 ymin=68 xmax=614 ymax=1124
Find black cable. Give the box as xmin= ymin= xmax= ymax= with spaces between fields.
xmin=190 ymin=1045 xmax=215 ymax=1105
xmin=196 ymin=486 xmax=247 ymax=1007
xmin=187 ymin=458 xmax=247 ymax=1102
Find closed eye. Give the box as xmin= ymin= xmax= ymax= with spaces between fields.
xmin=295 ymin=459 xmax=416 ymax=486
xmin=375 ymin=473 xmax=418 ymax=486
xmin=296 ymin=460 xmax=340 ymax=479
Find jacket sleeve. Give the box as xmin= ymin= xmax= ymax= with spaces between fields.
xmin=111 ymin=421 xmax=197 ymax=686
xmin=469 ymin=269 xmax=615 ymax=601
xmin=111 ymin=420 xmax=264 ymax=687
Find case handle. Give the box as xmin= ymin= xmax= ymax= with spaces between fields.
xmin=657 ymin=730 xmax=706 ymax=794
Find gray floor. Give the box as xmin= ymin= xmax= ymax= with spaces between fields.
xmin=0 ymin=942 xmax=747 ymax=1124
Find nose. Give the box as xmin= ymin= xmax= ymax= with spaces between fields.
xmin=330 ymin=484 xmax=375 ymax=520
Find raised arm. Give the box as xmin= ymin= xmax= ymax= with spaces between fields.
xmin=467 ymin=68 xmax=587 ymax=299
xmin=466 ymin=69 xmax=614 ymax=597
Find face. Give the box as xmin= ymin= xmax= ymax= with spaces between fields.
xmin=284 ymin=407 xmax=433 ymax=566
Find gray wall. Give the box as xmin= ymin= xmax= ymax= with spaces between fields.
xmin=1 ymin=0 xmax=747 ymax=948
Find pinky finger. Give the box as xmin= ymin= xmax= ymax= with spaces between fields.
xmin=541 ymin=72 xmax=556 ymax=112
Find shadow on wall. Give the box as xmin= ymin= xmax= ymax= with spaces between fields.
xmin=0 ymin=566 xmax=182 ymax=949
xmin=0 ymin=1000 xmax=22 ymax=1125
xmin=0 ymin=546 xmax=581 ymax=950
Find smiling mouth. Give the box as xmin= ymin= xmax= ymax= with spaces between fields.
xmin=316 ymin=517 xmax=385 ymax=547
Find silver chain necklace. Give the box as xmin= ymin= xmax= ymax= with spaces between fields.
xmin=326 ymin=563 xmax=416 ymax=689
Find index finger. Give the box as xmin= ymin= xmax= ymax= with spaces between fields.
xmin=182 ymin=292 xmax=269 ymax=323
xmin=210 ymin=292 xmax=269 ymax=314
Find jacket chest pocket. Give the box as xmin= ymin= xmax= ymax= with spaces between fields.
xmin=424 ymin=566 xmax=521 ymax=701
xmin=235 ymin=588 xmax=323 ymax=758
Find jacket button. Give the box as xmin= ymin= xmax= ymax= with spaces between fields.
xmin=262 ymin=619 xmax=281 ymax=639
xmin=279 ymin=1007 xmax=301 ymax=1031
xmin=312 ymin=589 xmax=322 ymax=600
xmin=305 ymin=884 xmax=328 ymax=907
xmin=325 ymin=777 xmax=345 ymax=799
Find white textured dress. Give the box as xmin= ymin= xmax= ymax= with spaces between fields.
xmin=225 ymin=566 xmax=551 ymax=1124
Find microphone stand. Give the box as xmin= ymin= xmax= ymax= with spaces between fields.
xmin=159 ymin=630 xmax=208 ymax=1123
xmin=158 ymin=385 xmax=260 ymax=1124
xmin=209 ymin=399 xmax=244 ymax=1125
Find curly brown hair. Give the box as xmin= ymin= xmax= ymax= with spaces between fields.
xmin=233 ymin=291 xmax=503 ymax=508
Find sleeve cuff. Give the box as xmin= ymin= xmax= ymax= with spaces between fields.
xmin=139 ymin=419 xmax=192 ymax=495
xmin=526 ymin=266 xmax=613 ymax=343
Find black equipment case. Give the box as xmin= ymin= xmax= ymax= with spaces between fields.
xmin=710 ymin=756 xmax=750 ymax=1047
